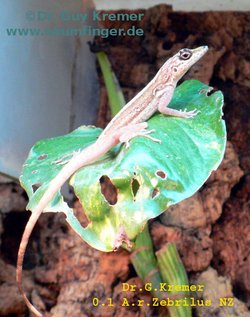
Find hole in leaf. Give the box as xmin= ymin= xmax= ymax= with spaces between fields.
xmin=131 ymin=178 xmax=140 ymax=199
xmin=32 ymin=183 xmax=42 ymax=193
xmin=152 ymin=188 xmax=160 ymax=199
xmin=38 ymin=154 xmax=48 ymax=160
xmin=71 ymin=198 xmax=91 ymax=228
xmin=99 ymin=176 xmax=117 ymax=205
xmin=199 ymin=87 xmax=215 ymax=96
xmin=156 ymin=170 xmax=167 ymax=179
xmin=206 ymin=88 xmax=215 ymax=96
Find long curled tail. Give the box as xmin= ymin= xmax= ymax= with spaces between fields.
xmin=16 ymin=137 xmax=116 ymax=316
xmin=16 ymin=163 xmax=77 ymax=317
xmin=17 ymin=210 xmax=44 ymax=317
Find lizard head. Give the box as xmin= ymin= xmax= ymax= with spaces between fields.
xmin=159 ymin=46 xmax=208 ymax=84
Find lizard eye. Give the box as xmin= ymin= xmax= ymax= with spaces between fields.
xmin=179 ymin=49 xmax=192 ymax=60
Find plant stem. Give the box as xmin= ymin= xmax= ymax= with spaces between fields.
xmin=156 ymin=243 xmax=192 ymax=317
xmin=96 ymin=51 xmax=125 ymax=116
xmin=131 ymin=224 xmax=163 ymax=298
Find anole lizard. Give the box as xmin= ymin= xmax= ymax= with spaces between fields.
xmin=17 ymin=46 xmax=208 ymax=316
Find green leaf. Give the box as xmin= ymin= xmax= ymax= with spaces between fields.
xmin=20 ymin=126 xmax=102 ymax=213
xmin=20 ymin=80 xmax=226 ymax=252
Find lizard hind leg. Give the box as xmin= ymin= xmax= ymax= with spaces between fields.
xmin=118 ymin=122 xmax=161 ymax=148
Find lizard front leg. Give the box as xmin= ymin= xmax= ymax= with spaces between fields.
xmin=157 ymin=85 xmax=199 ymax=118
xmin=159 ymin=106 xmax=199 ymax=118
xmin=158 ymin=107 xmax=199 ymax=118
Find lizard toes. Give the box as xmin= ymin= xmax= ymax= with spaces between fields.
xmin=186 ymin=109 xmax=200 ymax=118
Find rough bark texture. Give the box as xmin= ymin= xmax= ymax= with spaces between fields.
xmin=0 ymin=5 xmax=249 ymax=317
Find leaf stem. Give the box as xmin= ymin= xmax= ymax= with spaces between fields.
xmin=96 ymin=52 xmax=125 ymax=116
xmin=156 ymin=243 xmax=192 ymax=317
